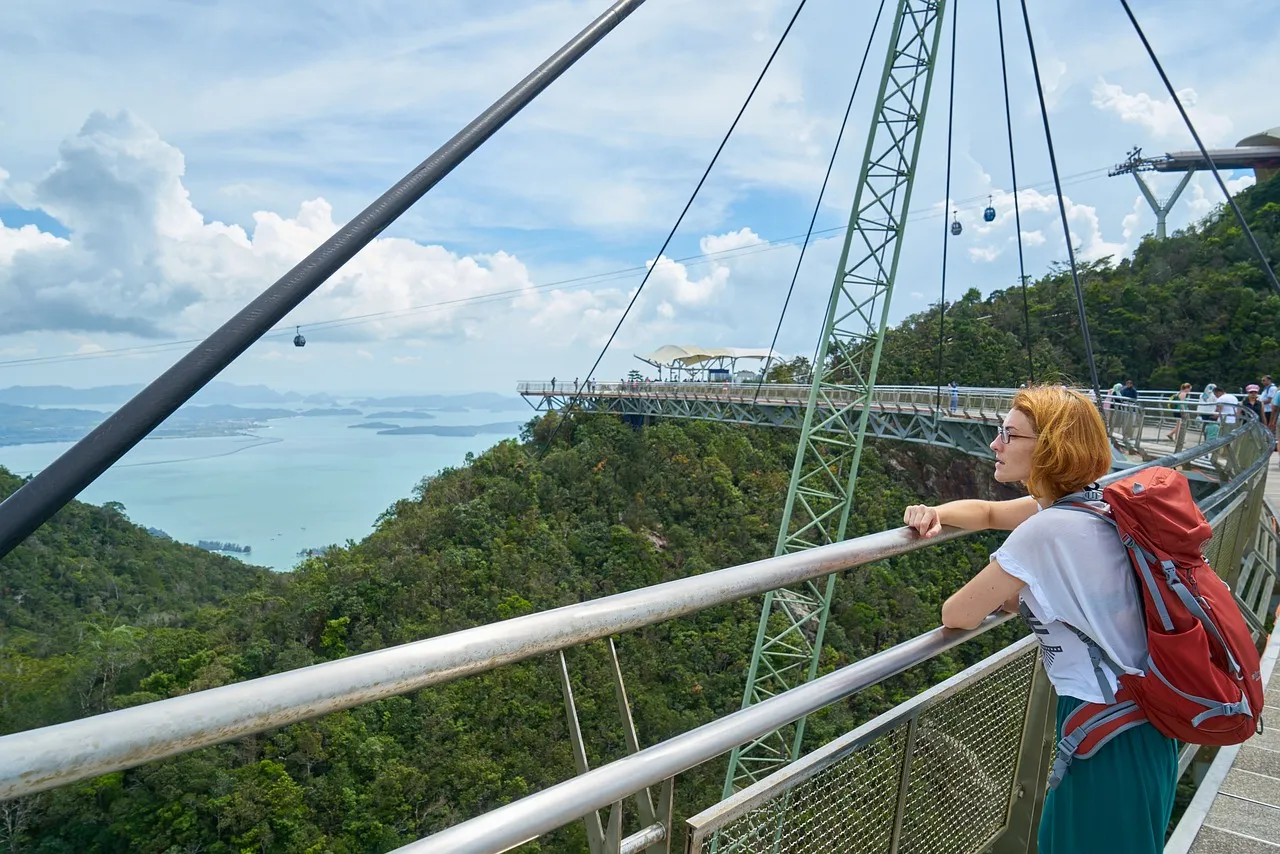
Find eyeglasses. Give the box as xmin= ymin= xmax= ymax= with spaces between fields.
xmin=997 ymin=425 xmax=1038 ymax=445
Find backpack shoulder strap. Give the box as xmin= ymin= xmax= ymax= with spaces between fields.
xmin=1060 ymin=622 xmax=1121 ymax=705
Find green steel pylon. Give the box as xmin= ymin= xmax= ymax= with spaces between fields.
xmin=723 ymin=0 xmax=948 ymax=795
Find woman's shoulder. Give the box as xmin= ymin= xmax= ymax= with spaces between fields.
xmin=1006 ymin=501 xmax=1117 ymax=547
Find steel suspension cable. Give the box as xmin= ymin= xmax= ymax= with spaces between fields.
xmin=934 ymin=0 xmax=959 ymax=414
xmin=537 ymin=0 xmax=811 ymax=455
xmin=753 ymin=0 xmax=889 ymax=402
xmin=1017 ymin=0 xmax=1102 ymax=402
xmin=995 ymin=0 xmax=1034 ymax=384
xmin=1117 ymin=0 xmax=1280 ymax=298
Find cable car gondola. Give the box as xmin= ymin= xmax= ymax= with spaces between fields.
xmin=983 ymin=195 xmax=996 ymax=223
xmin=950 ymin=210 xmax=962 ymax=236
xmin=293 ymin=326 xmax=306 ymax=348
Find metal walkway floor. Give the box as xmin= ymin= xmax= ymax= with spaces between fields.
xmin=1168 ymin=450 xmax=1280 ymax=854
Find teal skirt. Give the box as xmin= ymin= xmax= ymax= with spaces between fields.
xmin=1038 ymin=695 xmax=1178 ymax=854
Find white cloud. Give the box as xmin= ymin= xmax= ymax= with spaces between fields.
xmin=0 ymin=111 xmax=550 ymax=343
xmin=355 ymin=348 xmax=373 ymax=360
xmin=1185 ymin=173 xmax=1255 ymax=220
xmin=0 ymin=220 xmax=67 ymax=265
xmin=390 ymin=355 xmax=421 ymax=365
xmin=955 ymin=187 xmax=1128 ymax=264
xmin=1090 ymin=80 xmax=1234 ymax=144
xmin=698 ymin=227 xmax=764 ymax=256
xmin=1120 ymin=195 xmax=1145 ymax=243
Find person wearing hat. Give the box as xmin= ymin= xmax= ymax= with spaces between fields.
xmin=1244 ymin=384 xmax=1263 ymax=422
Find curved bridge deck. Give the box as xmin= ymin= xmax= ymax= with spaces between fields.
xmin=1168 ymin=451 xmax=1280 ymax=854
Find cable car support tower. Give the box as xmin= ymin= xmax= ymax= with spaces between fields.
xmin=723 ymin=0 xmax=948 ymax=795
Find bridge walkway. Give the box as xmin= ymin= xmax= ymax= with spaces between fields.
xmin=1167 ymin=447 xmax=1280 ymax=854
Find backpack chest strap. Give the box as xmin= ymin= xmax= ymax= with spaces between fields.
xmin=1049 ymin=693 xmax=1147 ymax=789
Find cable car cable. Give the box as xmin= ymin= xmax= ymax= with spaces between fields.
xmin=535 ymin=0 xmax=812 ymax=457
xmin=1117 ymin=0 xmax=1280 ymax=298
xmin=753 ymin=0 xmax=888 ymax=403
xmin=935 ymin=0 xmax=959 ymax=415
xmin=996 ymin=0 xmax=1034 ymax=384
xmin=1018 ymin=0 xmax=1101 ymax=403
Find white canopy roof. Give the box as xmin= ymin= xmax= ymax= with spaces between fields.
xmin=637 ymin=345 xmax=784 ymax=369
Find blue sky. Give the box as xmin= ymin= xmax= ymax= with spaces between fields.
xmin=0 ymin=0 xmax=1273 ymax=395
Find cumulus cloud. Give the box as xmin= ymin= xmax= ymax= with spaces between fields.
xmin=1090 ymin=80 xmax=1234 ymax=144
xmin=958 ymin=188 xmax=1129 ymax=264
xmin=1185 ymin=173 xmax=1257 ymax=220
xmin=0 ymin=111 xmax=549 ymax=341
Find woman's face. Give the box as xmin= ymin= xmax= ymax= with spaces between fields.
xmin=991 ymin=409 xmax=1038 ymax=484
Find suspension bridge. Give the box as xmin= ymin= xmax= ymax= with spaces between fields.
xmin=0 ymin=0 xmax=1278 ymax=852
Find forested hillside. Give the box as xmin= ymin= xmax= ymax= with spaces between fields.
xmin=2 ymin=175 xmax=1275 ymax=852
xmin=0 ymin=421 xmax=1014 ymax=853
xmin=876 ymin=174 xmax=1280 ymax=389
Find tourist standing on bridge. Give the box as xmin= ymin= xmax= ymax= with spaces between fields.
xmin=1165 ymin=383 xmax=1193 ymax=443
xmin=1214 ymin=385 xmax=1240 ymax=431
xmin=1261 ymin=375 xmax=1277 ymax=439
xmin=1120 ymin=379 xmax=1140 ymax=442
xmin=1243 ymin=385 xmax=1263 ymax=422
xmin=902 ymin=385 xmax=1175 ymax=854
xmin=949 ymin=379 xmax=959 ymax=413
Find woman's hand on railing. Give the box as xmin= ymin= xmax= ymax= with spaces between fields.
xmin=903 ymin=504 xmax=943 ymax=539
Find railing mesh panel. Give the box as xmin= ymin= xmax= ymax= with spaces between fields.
xmin=691 ymin=646 xmax=1038 ymax=854
xmin=706 ymin=724 xmax=908 ymax=853
xmin=897 ymin=646 xmax=1037 ymax=853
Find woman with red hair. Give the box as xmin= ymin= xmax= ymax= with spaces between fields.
xmin=903 ymin=385 xmax=1176 ymax=853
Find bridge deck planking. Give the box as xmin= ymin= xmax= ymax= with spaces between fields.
xmin=1168 ymin=616 xmax=1280 ymax=854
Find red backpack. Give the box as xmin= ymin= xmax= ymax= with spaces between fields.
xmin=1046 ymin=466 xmax=1263 ymax=788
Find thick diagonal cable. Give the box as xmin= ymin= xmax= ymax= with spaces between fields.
xmin=1118 ymin=0 xmax=1280 ymax=298
xmin=1018 ymin=0 xmax=1101 ymax=403
xmin=934 ymin=0 xmax=959 ymax=414
xmin=0 ymin=0 xmax=651 ymax=559
xmin=537 ymin=0 xmax=810 ymax=455
xmin=996 ymin=0 xmax=1033 ymax=384
xmin=752 ymin=0 xmax=888 ymax=402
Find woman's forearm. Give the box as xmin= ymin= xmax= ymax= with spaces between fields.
xmin=935 ymin=495 xmax=1038 ymax=532
xmin=934 ymin=499 xmax=994 ymax=531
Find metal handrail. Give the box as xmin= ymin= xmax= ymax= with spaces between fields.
xmin=394 ymin=615 xmax=1016 ymax=854
xmin=0 ymin=418 xmax=1265 ymax=803
xmin=0 ymin=525 xmax=966 ymax=799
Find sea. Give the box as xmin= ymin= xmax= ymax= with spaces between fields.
xmin=0 ymin=405 xmax=535 ymax=571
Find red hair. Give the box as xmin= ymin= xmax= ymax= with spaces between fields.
xmin=1012 ymin=386 xmax=1112 ymax=502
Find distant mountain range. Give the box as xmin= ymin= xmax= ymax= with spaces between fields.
xmin=0 ymin=383 xmax=518 ymax=409
xmin=351 ymin=393 xmax=518 ymax=411
xmin=0 ymin=382 xmax=325 ymax=406
xmin=0 ymin=383 xmax=523 ymax=445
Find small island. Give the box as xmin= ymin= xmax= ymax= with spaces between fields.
xmin=368 ymin=410 xmax=436 ymax=420
xmin=348 ymin=421 xmax=400 ymax=430
xmin=376 ymin=422 xmax=523 ymax=437
xmin=197 ymin=540 xmax=252 ymax=555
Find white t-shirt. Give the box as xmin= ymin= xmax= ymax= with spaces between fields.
xmin=1217 ymin=393 xmax=1239 ymax=424
xmin=994 ymin=502 xmax=1147 ymax=703
xmin=1261 ymin=384 xmax=1276 ymax=413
